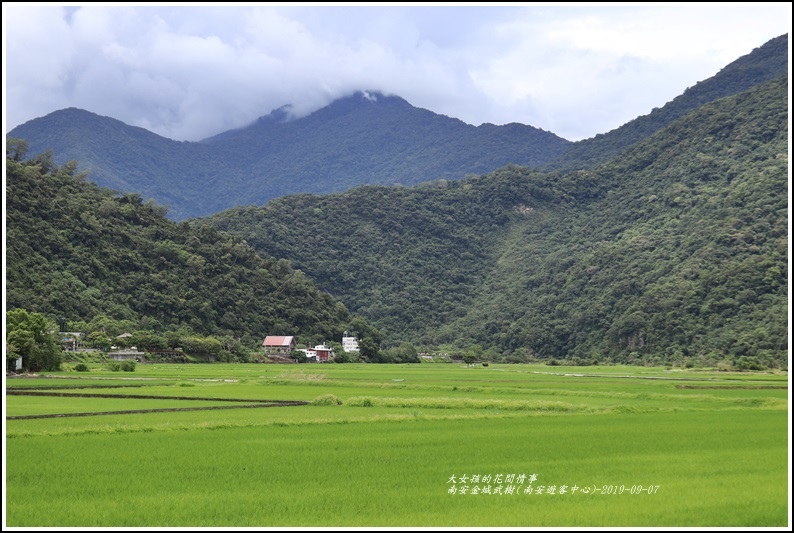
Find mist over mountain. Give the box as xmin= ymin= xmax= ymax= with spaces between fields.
xmin=9 ymin=35 xmax=786 ymax=221
xmin=8 ymin=91 xmax=568 ymax=220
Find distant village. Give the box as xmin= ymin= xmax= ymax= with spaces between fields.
xmin=53 ymin=330 xmax=360 ymax=364
xmin=262 ymin=334 xmax=359 ymax=363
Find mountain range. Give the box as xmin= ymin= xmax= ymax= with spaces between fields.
xmin=7 ymin=34 xmax=788 ymax=221
xmin=7 ymin=93 xmax=568 ymax=221
xmin=5 ymin=34 xmax=789 ymax=368
xmin=204 ymin=73 xmax=788 ymax=366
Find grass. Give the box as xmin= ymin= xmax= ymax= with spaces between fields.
xmin=4 ymin=363 xmax=789 ymax=527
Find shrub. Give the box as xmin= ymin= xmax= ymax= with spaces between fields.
xmin=74 ymin=363 xmax=89 ymax=372
xmin=734 ymin=356 xmax=763 ymax=371
xmin=348 ymin=397 xmax=374 ymax=407
xmin=107 ymin=362 xmax=121 ymax=372
xmin=120 ymin=359 xmax=136 ymax=372
xmin=311 ymin=394 xmax=342 ymax=406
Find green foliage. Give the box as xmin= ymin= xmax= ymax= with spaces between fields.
xmin=444 ymin=76 xmax=788 ymax=367
xmin=131 ymin=331 xmax=167 ymax=352
xmin=6 ymin=137 xmax=28 ymax=161
xmin=180 ymin=336 xmax=222 ymax=356
xmin=209 ymin=76 xmax=788 ymax=368
xmin=206 ymin=164 xmax=589 ymax=347
xmin=5 ymin=153 xmax=376 ymax=351
xmin=73 ymin=363 xmax=89 ymax=372
xmin=310 ymin=394 xmax=342 ymax=406
xmin=357 ymin=338 xmax=380 ymax=362
xmin=120 ymin=360 xmax=136 ymax=372
xmin=290 ymin=350 xmax=308 ymax=364
xmin=333 ymin=350 xmax=360 ymax=364
xmin=377 ymin=343 xmax=420 ymax=364
xmin=6 ymin=308 xmax=62 ymax=371
xmin=86 ymin=331 xmax=112 ymax=351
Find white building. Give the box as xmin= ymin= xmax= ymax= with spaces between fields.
xmin=342 ymin=332 xmax=359 ymax=353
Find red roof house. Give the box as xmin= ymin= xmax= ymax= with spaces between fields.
xmin=262 ymin=335 xmax=296 ymax=355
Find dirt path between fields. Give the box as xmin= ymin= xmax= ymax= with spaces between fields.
xmin=5 ymin=389 xmax=308 ymax=419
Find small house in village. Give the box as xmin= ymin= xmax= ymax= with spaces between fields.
xmin=301 ymin=344 xmax=334 ymax=362
xmin=313 ymin=344 xmax=333 ymax=362
xmin=263 ymin=335 xmax=296 ymax=355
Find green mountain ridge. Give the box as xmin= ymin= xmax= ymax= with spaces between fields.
xmin=7 ymin=92 xmax=569 ymax=221
xmin=204 ymin=74 xmax=788 ymax=367
xmin=5 ymin=34 xmax=789 ymax=368
xmin=7 ymin=34 xmax=787 ymax=221
xmin=5 ymin=153 xmax=371 ymax=352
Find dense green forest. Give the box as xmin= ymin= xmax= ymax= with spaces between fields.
xmin=5 ymin=143 xmax=377 ymax=358
xmin=205 ymin=75 xmax=789 ymax=369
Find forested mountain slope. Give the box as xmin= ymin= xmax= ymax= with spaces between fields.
xmin=442 ymin=75 xmax=789 ymax=366
xmin=5 ymin=149 xmax=366 ymax=348
xmin=205 ymin=75 xmax=788 ymax=368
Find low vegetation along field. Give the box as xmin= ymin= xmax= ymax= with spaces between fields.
xmin=4 ymin=363 xmax=789 ymax=527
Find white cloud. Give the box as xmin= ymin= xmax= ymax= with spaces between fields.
xmin=3 ymin=3 xmax=791 ymax=142
xmin=465 ymin=4 xmax=791 ymax=139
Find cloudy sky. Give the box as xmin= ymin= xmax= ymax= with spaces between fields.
xmin=2 ymin=3 xmax=791 ymax=142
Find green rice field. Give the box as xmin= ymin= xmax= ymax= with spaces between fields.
xmin=4 ymin=363 xmax=790 ymax=527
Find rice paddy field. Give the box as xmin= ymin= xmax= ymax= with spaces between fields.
xmin=3 ymin=363 xmax=790 ymax=527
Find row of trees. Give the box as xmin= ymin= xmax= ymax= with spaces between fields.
xmin=5 ymin=305 xmax=394 ymax=368
xmin=4 ymin=307 xmax=381 ymax=369
xmin=4 ymin=308 xmax=245 ymax=370
xmin=5 ymin=304 xmax=779 ymax=372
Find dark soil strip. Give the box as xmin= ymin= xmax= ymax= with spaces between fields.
xmin=675 ymin=385 xmax=788 ymax=389
xmin=7 ymin=384 xmax=150 ymax=390
xmin=7 ymin=401 xmax=309 ymax=420
xmin=6 ymin=390 xmax=295 ymax=402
